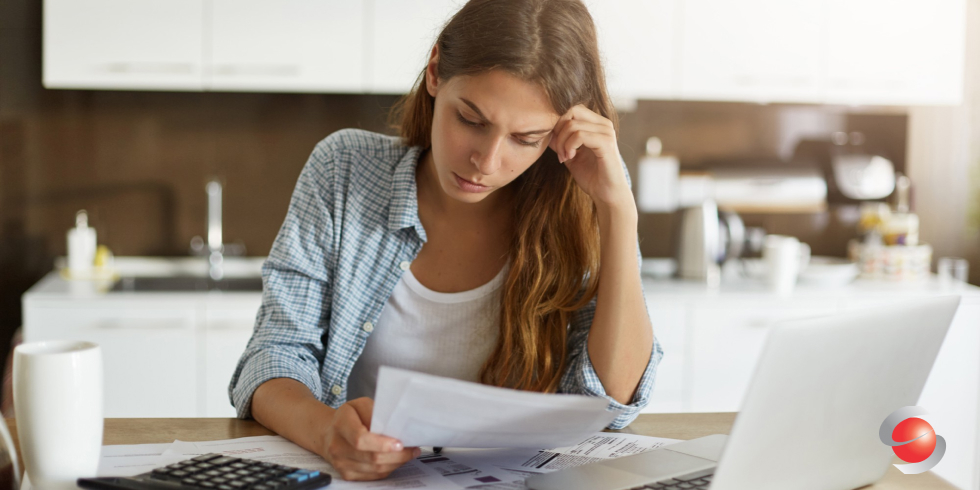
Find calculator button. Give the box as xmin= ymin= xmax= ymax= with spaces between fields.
xmin=212 ymin=457 xmax=238 ymax=465
xmin=182 ymin=478 xmax=199 ymax=485
xmin=193 ymin=474 xmax=210 ymax=480
xmin=218 ymin=467 xmax=236 ymax=473
xmin=231 ymin=463 xmax=248 ymax=469
xmin=254 ymin=485 xmax=272 ymax=490
xmin=200 ymin=483 xmax=216 ymax=489
xmin=211 ymin=477 xmax=228 ymax=484
xmin=217 ymin=486 xmax=234 ymax=490
xmin=229 ymin=481 xmax=248 ymax=488
xmin=193 ymin=454 xmax=223 ymax=462
xmin=234 ymin=469 xmax=251 ymax=476
xmin=242 ymin=477 xmax=259 ymax=484
xmin=171 ymin=470 xmax=189 ymax=477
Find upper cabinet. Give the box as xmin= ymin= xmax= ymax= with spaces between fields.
xmin=678 ymin=0 xmax=824 ymax=103
xmin=368 ymin=0 xmax=463 ymax=94
xmin=208 ymin=0 xmax=365 ymax=93
xmin=43 ymin=0 xmax=967 ymax=106
xmin=44 ymin=0 xmax=205 ymax=91
xmin=823 ymin=0 xmax=966 ymax=105
xmin=587 ymin=0 xmax=677 ymax=101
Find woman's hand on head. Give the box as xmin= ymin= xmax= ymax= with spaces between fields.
xmin=548 ymin=105 xmax=633 ymax=210
xmin=317 ymin=397 xmax=420 ymax=481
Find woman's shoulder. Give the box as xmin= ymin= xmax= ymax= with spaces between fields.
xmin=311 ymin=128 xmax=411 ymax=173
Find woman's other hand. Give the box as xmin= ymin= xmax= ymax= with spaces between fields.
xmin=548 ymin=104 xmax=633 ymax=210
xmin=318 ymin=397 xmax=420 ymax=481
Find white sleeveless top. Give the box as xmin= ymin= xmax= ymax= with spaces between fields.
xmin=346 ymin=264 xmax=507 ymax=400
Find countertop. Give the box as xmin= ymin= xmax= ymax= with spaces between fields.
xmin=5 ymin=415 xmax=956 ymax=489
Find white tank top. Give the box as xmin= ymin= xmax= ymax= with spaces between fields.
xmin=346 ymin=264 xmax=507 ymax=401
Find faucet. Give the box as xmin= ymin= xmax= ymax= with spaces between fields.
xmin=206 ymin=179 xmax=224 ymax=280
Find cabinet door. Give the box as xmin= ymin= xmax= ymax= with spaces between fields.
xmin=208 ymin=0 xmax=365 ymax=92
xmin=678 ymin=0 xmax=823 ymax=103
xmin=368 ymin=0 xmax=464 ymax=94
xmin=25 ymin=304 xmax=200 ymax=417
xmin=586 ymin=0 xmax=677 ymax=101
xmin=43 ymin=0 xmax=205 ymax=90
xmin=824 ymin=0 xmax=966 ymax=105
xmin=688 ymin=300 xmax=836 ymax=412
xmin=204 ymin=301 xmax=261 ymax=417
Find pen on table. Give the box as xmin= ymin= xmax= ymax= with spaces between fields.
xmin=433 ymin=447 xmax=443 ymax=454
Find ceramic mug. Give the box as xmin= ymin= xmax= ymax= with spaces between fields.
xmin=763 ymin=235 xmax=811 ymax=294
xmin=14 ymin=341 xmax=103 ymax=490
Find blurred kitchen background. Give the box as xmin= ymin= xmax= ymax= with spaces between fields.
xmin=2 ymin=0 xmax=980 ymax=394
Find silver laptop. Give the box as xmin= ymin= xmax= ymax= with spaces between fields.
xmin=527 ymin=296 xmax=960 ymax=490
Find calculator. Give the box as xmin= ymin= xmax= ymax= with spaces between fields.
xmin=77 ymin=453 xmax=332 ymax=490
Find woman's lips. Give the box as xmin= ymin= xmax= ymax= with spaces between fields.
xmin=453 ymin=173 xmax=491 ymax=193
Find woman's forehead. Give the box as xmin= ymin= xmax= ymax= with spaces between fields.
xmin=446 ymin=70 xmax=560 ymax=125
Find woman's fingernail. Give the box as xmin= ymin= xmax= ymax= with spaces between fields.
xmin=391 ymin=441 xmax=403 ymax=451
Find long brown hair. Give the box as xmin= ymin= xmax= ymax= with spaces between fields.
xmin=391 ymin=0 xmax=618 ymax=393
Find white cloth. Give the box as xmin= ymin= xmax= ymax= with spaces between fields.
xmin=347 ymin=264 xmax=507 ymax=401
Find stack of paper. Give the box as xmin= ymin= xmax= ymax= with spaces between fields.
xmin=21 ymin=432 xmax=678 ymax=490
xmin=371 ymin=367 xmax=624 ymax=449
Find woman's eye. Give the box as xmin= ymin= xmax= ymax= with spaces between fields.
xmin=456 ymin=112 xmax=481 ymax=128
xmin=516 ymin=138 xmax=541 ymax=148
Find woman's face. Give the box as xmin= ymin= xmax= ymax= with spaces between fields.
xmin=425 ymin=67 xmax=561 ymax=204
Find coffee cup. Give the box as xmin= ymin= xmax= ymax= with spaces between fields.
xmin=13 ymin=341 xmax=103 ymax=490
xmin=763 ymin=235 xmax=811 ymax=294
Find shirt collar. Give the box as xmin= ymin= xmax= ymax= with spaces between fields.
xmin=386 ymin=145 xmax=427 ymax=242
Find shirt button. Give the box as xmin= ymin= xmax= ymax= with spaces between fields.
xmin=399 ymin=261 xmax=411 ymax=271
xmin=331 ymin=385 xmax=342 ymax=396
xmin=362 ymin=321 xmax=374 ymax=333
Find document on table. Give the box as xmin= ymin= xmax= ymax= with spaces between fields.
xmin=371 ymin=366 xmax=624 ymax=449
xmin=20 ymin=432 xmax=680 ymax=490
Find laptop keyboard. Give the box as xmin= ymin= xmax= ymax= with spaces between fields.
xmin=630 ymin=468 xmax=714 ymax=489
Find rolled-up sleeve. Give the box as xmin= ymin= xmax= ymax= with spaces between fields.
xmin=558 ymin=293 xmax=663 ymax=429
xmin=228 ymin=143 xmax=336 ymax=419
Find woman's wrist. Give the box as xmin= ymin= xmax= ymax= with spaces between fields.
xmin=595 ymin=193 xmax=638 ymax=229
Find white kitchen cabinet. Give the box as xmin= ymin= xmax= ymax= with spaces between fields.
xmin=367 ymin=0 xmax=463 ymax=94
xmin=208 ymin=0 xmax=365 ymax=93
xmin=43 ymin=0 xmax=205 ymax=90
xmin=587 ymin=0 xmax=677 ymax=101
xmin=24 ymin=301 xmax=201 ymax=417
xmin=678 ymin=0 xmax=824 ymax=103
xmin=823 ymin=0 xmax=966 ymax=105
xmin=204 ymin=301 xmax=262 ymax=417
xmin=645 ymin=302 xmax=686 ymax=413
xmin=686 ymin=299 xmax=835 ymax=412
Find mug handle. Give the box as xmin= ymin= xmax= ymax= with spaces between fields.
xmin=799 ymin=243 xmax=811 ymax=271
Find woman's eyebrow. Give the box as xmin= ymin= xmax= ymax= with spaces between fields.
xmin=460 ymin=98 xmax=553 ymax=137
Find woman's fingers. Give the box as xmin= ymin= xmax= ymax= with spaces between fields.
xmin=553 ymin=121 xmax=615 ymax=163
xmin=550 ymin=106 xmax=615 ymax=163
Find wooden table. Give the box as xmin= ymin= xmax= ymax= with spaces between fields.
xmin=7 ymin=414 xmax=955 ymax=489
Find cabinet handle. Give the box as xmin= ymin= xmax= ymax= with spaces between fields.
xmin=101 ymin=63 xmax=197 ymax=75
xmin=210 ymin=64 xmax=301 ymax=77
xmin=94 ymin=319 xmax=189 ymax=330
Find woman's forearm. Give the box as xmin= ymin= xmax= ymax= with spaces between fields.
xmin=587 ymin=198 xmax=654 ymax=404
xmin=252 ymin=378 xmax=336 ymax=455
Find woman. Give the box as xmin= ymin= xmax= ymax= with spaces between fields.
xmin=229 ymin=0 xmax=662 ymax=481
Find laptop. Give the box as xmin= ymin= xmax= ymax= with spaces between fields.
xmin=526 ymin=296 xmax=960 ymax=490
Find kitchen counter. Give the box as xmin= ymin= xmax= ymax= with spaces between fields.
xmin=23 ymin=256 xmax=266 ymax=301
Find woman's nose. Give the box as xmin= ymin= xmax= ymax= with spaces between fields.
xmin=471 ymin=137 xmax=504 ymax=175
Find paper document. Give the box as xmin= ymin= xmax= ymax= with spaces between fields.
xmin=19 ymin=432 xmax=678 ymax=490
xmin=371 ymin=367 xmax=624 ymax=449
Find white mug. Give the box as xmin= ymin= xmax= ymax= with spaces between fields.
xmin=14 ymin=341 xmax=103 ymax=490
xmin=763 ymin=235 xmax=811 ymax=294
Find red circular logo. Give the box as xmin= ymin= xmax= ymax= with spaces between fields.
xmin=891 ymin=417 xmax=936 ymax=463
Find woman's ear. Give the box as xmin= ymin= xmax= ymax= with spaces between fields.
xmin=425 ymin=45 xmax=440 ymax=97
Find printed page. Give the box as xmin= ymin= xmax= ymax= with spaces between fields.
xmin=373 ymin=367 xmax=623 ymax=448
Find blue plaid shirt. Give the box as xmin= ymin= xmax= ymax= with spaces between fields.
xmin=229 ymin=129 xmax=663 ymax=429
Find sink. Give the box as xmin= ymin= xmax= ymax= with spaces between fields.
xmin=111 ymin=276 xmax=264 ymax=292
